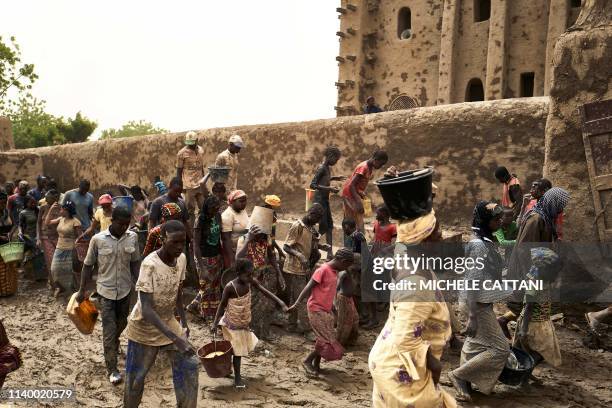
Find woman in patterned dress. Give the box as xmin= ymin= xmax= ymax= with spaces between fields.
xmin=236 ymin=225 xmax=285 ymax=340
xmin=368 ymin=211 xmax=456 ymax=408
xmin=186 ymin=196 xmax=223 ymax=320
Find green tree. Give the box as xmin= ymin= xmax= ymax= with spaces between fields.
xmin=56 ymin=112 xmax=97 ymax=144
xmin=0 ymin=36 xmax=38 ymax=110
xmin=6 ymin=95 xmax=97 ymax=149
xmin=100 ymin=120 xmax=168 ymax=139
xmin=8 ymin=95 xmax=61 ymax=148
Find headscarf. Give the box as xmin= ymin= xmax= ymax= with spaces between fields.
xmin=472 ymin=201 xmax=503 ymax=241
xmin=161 ymin=202 xmax=182 ymax=220
xmin=397 ymin=210 xmax=437 ymax=245
xmin=227 ymin=189 xmax=247 ymax=204
xmin=62 ymin=200 xmax=77 ymax=217
xmin=523 ymin=187 xmax=569 ymax=238
xmin=264 ymin=195 xmax=281 ymax=207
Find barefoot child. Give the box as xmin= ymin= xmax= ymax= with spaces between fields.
xmin=310 ymin=146 xmax=346 ymax=260
xmin=372 ymin=205 xmax=397 ymax=246
xmin=513 ymin=247 xmax=563 ymax=379
xmin=212 ymin=258 xmax=288 ymax=388
xmin=335 ymin=253 xmax=360 ymax=347
xmin=289 ymin=248 xmax=354 ymax=376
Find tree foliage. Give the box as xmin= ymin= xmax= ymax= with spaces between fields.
xmin=0 ymin=36 xmax=38 ymax=107
xmin=7 ymin=95 xmax=97 ymax=149
xmin=1 ymin=36 xmax=97 ymax=149
xmin=100 ymin=120 xmax=168 ymax=139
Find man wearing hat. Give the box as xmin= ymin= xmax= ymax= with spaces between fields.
xmin=176 ymin=131 xmax=206 ymax=224
xmin=215 ymin=134 xmax=244 ymax=193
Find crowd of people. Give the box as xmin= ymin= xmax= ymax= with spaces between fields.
xmin=0 ymin=132 xmax=608 ymax=407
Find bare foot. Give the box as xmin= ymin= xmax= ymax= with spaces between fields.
xmin=448 ymin=371 xmax=472 ymax=402
xmin=302 ymin=361 xmax=318 ymax=377
xmin=585 ymin=312 xmax=602 ymax=335
xmin=53 ymin=287 xmax=62 ymax=299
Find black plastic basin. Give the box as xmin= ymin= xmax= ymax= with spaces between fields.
xmin=374 ymin=167 xmax=433 ymax=220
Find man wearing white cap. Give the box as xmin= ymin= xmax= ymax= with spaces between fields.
xmin=214 ymin=134 xmax=244 ymax=192
xmin=176 ymin=131 xmax=206 ymax=223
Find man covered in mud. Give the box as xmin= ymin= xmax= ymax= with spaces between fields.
xmin=76 ymin=207 xmax=140 ymax=385
xmin=123 ymin=220 xmax=198 ymax=407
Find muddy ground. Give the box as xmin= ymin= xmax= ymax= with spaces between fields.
xmin=1 ymin=274 xmax=611 ymax=408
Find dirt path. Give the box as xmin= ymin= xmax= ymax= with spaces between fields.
xmin=1 ymin=278 xmax=611 ymax=407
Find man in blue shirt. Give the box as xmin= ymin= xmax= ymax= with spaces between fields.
xmin=27 ymin=175 xmax=47 ymax=202
xmin=63 ymin=179 xmax=94 ymax=231
xmin=364 ymin=96 xmax=383 ymax=114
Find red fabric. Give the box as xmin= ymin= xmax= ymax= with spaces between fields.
xmin=6 ymin=194 xmax=17 ymax=211
xmin=307 ymin=264 xmax=338 ymax=313
xmin=502 ymin=176 xmax=520 ymax=207
xmin=524 ymin=199 xmax=537 ymax=213
xmin=308 ymin=310 xmax=344 ymax=361
xmin=373 ymin=220 xmax=397 ymax=244
xmin=341 ymin=161 xmax=372 ymax=199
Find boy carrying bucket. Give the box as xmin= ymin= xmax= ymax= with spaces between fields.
xmin=212 ymin=258 xmax=288 ymax=388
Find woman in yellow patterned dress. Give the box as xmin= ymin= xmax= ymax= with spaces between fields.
xmin=368 ymin=211 xmax=456 ymax=408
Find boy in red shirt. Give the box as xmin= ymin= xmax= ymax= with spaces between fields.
xmin=341 ymin=150 xmax=388 ymax=232
xmin=288 ymin=248 xmax=354 ymax=377
xmin=372 ymin=205 xmax=397 ymax=245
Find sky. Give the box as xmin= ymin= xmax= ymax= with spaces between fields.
xmin=3 ymin=0 xmax=340 ymax=137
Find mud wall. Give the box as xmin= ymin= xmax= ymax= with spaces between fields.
xmin=0 ymin=98 xmax=548 ymax=226
xmin=0 ymin=116 xmax=14 ymax=152
xmin=543 ymin=0 xmax=612 ymax=242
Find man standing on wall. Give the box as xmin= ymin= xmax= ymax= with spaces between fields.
xmin=215 ymin=134 xmax=244 ymax=193
xmin=176 ymin=131 xmax=206 ymax=225
xmin=76 ymin=207 xmax=140 ymax=385
xmin=364 ymin=96 xmax=383 ymax=114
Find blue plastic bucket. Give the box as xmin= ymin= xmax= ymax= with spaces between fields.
xmin=112 ymin=196 xmax=134 ymax=213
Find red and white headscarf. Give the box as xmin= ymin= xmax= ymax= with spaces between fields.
xmin=227 ymin=189 xmax=247 ymax=204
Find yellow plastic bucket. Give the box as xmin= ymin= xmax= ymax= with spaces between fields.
xmin=362 ymin=197 xmax=373 ymax=218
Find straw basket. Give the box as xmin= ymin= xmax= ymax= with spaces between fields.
xmin=0 ymin=260 xmax=18 ymax=297
xmin=0 ymin=242 xmax=25 ymax=264
xmin=198 ymin=338 xmax=233 ymax=378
